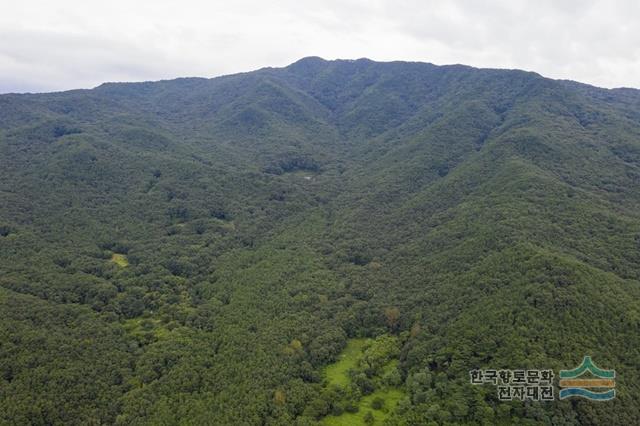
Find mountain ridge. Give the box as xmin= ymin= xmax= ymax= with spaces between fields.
xmin=4 ymin=56 xmax=638 ymax=97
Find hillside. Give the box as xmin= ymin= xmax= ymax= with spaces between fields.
xmin=1 ymin=57 xmax=640 ymax=425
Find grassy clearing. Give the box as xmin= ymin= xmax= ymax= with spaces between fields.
xmin=325 ymin=338 xmax=370 ymax=387
xmin=323 ymin=388 xmax=405 ymax=426
xmin=322 ymin=338 xmax=407 ymax=425
xmin=111 ymin=253 xmax=128 ymax=267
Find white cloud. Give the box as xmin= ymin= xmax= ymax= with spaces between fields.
xmin=1 ymin=0 xmax=639 ymax=93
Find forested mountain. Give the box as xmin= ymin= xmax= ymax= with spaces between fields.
xmin=1 ymin=57 xmax=640 ymax=425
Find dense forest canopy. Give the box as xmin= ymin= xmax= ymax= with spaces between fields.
xmin=1 ymin=57 xmax=640 ymax=425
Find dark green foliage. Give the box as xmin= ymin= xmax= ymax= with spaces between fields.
xmin=371 ymin=396 xmax=384 ymax=410
xmin=2 ymin=57 xmax=640 ymax=425
xmin=364 ymin=411 xmax=375 ymax=424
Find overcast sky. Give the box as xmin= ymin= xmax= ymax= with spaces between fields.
xmin=1 ymin=0 xmax=639 ymax=93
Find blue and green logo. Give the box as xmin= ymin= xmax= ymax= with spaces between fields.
xmin=559 ymin=356 xmax=615 ymax=401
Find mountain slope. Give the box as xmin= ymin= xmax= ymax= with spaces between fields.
xmin=1 ymin=58 xmax=640 ymax=425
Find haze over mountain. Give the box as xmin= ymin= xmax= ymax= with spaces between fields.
xmin=1 ymin=57 xmax=640 ymax=425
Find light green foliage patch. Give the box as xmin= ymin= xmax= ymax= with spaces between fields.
xmin=111 ymin=253 xmax=128 ymax=267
